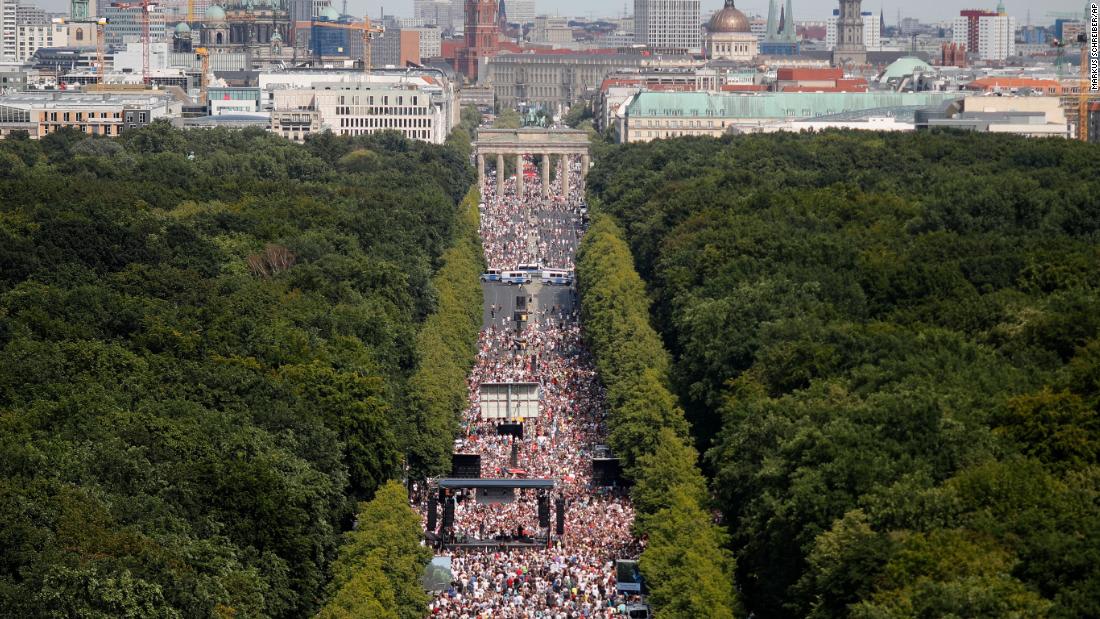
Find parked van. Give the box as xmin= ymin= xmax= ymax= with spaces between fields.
xmin=541 ymin=270 xmax=573 ymax=286
xmin=501 ymin=271 xmax=532 ymax=285
xmin=480 ymin=269 xmax=502 ymax=282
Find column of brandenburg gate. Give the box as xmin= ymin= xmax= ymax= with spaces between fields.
xmin=474 ymin=128 xmax=591 ymax=198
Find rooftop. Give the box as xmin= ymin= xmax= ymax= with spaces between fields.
xmin=625 ymin=91 xmax=960 ymax=120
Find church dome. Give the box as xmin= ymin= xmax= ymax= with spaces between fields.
xmin=707 ymin=0 xmax=750 ymax=33
xmin=175 ymin=21 xmax=191 ymax=33
xmin=205 ymin=5 xmax=226 ymax=21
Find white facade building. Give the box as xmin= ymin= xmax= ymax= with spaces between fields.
xmin=827 ymin=10 xmax=879 ymax=51
xmin=261 ymin=71 xmax=458 ymax=144
xmin=977 ymin=14 xmax=1015 ymax=60
xmin=16 ymin=19 xmax=67 ymax=62
xmin=507 ymin=0 xmax=536 ymax=23
xmin=531 ymin=15 xmax=572 ymax=45
xmin=405 ymin=26 xmax=441 ymax=58
xmin=634 ymin=0 xmax=701 ymax=52
xmin=1 ymin=0 xmax=17 ymax=62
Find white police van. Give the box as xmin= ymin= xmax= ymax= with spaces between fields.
xmin=480 ymin=269 xmax=502 ymax=282
xmin=541 ymin=269 xmax=573 ymax=286
xmin=501 ymin=271 xmax=532 ymax=285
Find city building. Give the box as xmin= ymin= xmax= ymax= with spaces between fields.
xmin=832 ymin=0 xmax=866 ymax=66
xmin=16 ymin=18 xmax=67 ymax=62
xmin=406 ymin=26 xmax=442 ymax=58
xmin=531 ymin=15 xmax=572 ymax=45
xmin=372 ymin=27 xmax=421 ymax=66
xmin=2 ymin=0 xmax=17 ymax=62
xmin=614 ymin=90 xmax=957 ymax=141
xmin=16 ymin=2 xmax=46 ymax=25
xmin=487 ymin=51 xmax=698 ymax=110
xmin=826 ymin=9 xmax=878 ymax=51
xmin=975 ymin=12 xmax=1014 ymax=60
xmin=633 ymin=0 xmax=700 ymax=53
xmin=261 ymin=70 xmax=458 ymax=143
xmin=916 ymin=95 xmax=1068 ymax=137
xmin=104 ymin=4 xmax=167 ymax=47
xmin=704 ymin=0 xmax=757 ymax=61
xmin=0 ymin=90 xmax=182 ymax=138
xmin=506 ymin=0 xmax=535 ymax=24
xmin=953 ymin=9 xmax=995 ymax=56
xmin=774 ymin=67 xmax=867 ymax=91
xmin=414 ymin=0 xmax=456 ymax=30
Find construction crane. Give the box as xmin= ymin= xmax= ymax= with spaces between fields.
xmin=96 ymin=17 xmax=107 ymax=79
xmin=110 ymin=0 xmax=157 ymax=84
xmin=195 ymin=46 xmax=210 ymax=105
xmin=310 ymin=16 xmax=384 ymax=72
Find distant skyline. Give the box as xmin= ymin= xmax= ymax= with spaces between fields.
xmin=31 ymin=0 xmax=1090 ymax=25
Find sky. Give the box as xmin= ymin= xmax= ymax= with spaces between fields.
xmin=35 ymin=0 xmax=1090 ymax=27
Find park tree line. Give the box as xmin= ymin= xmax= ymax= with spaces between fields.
xmin=576 ymin=214 xmax=739 ymax=617
xmin=586 ymin=130 xmax=1100 ymax=617
xmin=0 ymin=123 xmax=478 ymax=617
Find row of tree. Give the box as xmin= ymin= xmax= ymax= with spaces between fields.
xmin=586 ymin=131 xmax=1100 ymax=617
xmin=404 ymin=187 xmax=486 ymax=479
xmin=316 ymin=481 xmax=431 ymax=619
xmin=0 ymin=124 xmax=474 ymax=617
xmin=576 ymin=214 xmax=739 ymax=617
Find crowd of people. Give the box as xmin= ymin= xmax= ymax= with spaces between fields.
xmin=422 ymin=155 xmax=645 ymax=617
xmin=479 ymin=158 xmax=586 ymax=271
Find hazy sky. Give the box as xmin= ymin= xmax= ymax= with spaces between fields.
xmin=35 ymin=0 xmax=1090 ymax=27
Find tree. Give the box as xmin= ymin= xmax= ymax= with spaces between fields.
xmin=320 ymin=481 xmax=430 ymax=619
xmin=493 ymin=108 xmax=522 ymax=129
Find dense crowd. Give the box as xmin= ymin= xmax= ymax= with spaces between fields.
xmin=423 ymin=156 xmax=644 ymax=617
xmin=479 ymin=159 xmax=586 ymax=271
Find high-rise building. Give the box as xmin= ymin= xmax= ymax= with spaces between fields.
xmin=831 ymin=0 xmax=865 ymax=66
xmin=953 ymin=9 xmax=995 ymax=54
xmin=633 ymin=0 xmax=700 ymax=52
xmin=507 ymin=0 xmax=534 ymax=24
xmin=976 ymin=13 xmax=1015 ymax=60
xmin=103 ymin=4 xmax=166 ymax=47
xmin=405 ymin=25 xmax=441 ymax=57
xmin=952 ymin=4 xmax=1015 ymax=61
xmin=16 ymin=3 xmax=47 ymax=25
xmin=414 ymin=0 xmax=455 ymax=29
xmin=1 ymin=0 xmax=17 ymax=62
xmin=16 ymin=18 xmax=66 ymax=61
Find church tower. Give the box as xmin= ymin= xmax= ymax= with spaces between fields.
xmin=832 ymin=0 xmax=866 ymax=66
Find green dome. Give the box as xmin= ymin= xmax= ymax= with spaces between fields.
xmin=321 ymin=6 xmax=339 ymax=20
xmin=175 ymin=21 xmax=191 ymax=33
xmin=205 ymin=5 xmax=226 ymax=20
xmin=880 ymin=57 xmax=931 ymax=82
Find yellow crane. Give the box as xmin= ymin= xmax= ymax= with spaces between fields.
xmin=1080 ymin=42 xmax=1092 ymax=142
xmin=310 ymin=16 xmax=384 ymax=72
xmin=195 ymin=46 xmax=210 ymax=105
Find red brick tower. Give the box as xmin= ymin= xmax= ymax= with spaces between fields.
xmin=455 ymin=0 xmax=499 ymax=82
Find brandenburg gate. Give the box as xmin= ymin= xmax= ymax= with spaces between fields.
xmin=475 ymin=128 xmax=591 ymax=198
